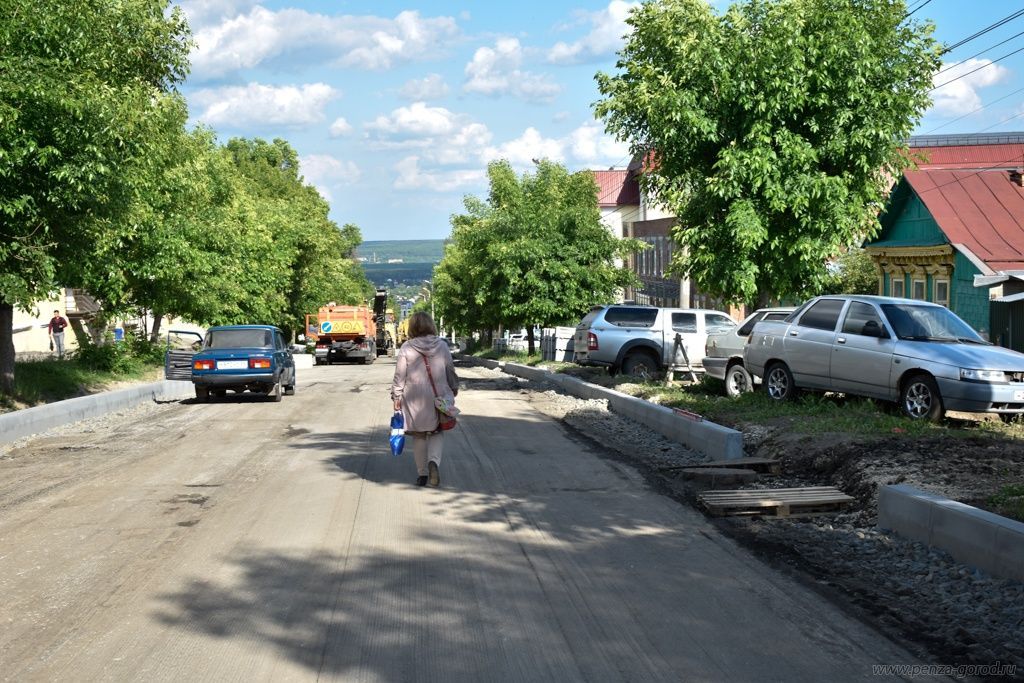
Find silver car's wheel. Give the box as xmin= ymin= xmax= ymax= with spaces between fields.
xmin=725 ymin=363 xmax=753 ymax=398
xmin=764 ymin=363 xmax=798 ymax=401
xmin=901 ymin=374 xmax=943 ymax=422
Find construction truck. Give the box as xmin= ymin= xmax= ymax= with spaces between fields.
xmin=372 ymin=289 xmax=393 ymax=356
xmin=306 ymin=302 xmax=376 ymax=365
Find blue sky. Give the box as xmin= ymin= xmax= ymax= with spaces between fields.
xmin=173 ymin=0 xmax=1024 ymax=242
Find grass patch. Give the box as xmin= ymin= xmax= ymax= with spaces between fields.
xmin=1 ymin=347 xmax=164 ymax=413
xmin=987 ymin=484 xmax=1024 ymax=523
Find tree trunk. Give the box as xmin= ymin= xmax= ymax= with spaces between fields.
xmin=527 ymin=326 xmax=536 ymax=355
xmin=149 ymin=312 xmax=163 ymax=344
xmin=0 ymin=300 xmax=15 ymax=396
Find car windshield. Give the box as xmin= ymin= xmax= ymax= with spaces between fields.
xmin=204 ymin=329 xmax=273 ymax=349
xmin=880 ymin=304 xmax=984 ymax=343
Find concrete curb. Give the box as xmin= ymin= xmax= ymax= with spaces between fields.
xmin=0 ymin=379 xmax=193 ymax=446
xmin=878 ymin=484 xmax=1024 ymax=582
xmin=459 ymin=356 xmax=743 ymax=460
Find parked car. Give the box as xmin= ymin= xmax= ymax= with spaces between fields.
xmin=744 ymin=295 xmax=1024 ymax=421
xmin=702 ymin=307 xmax=796 ymax=396
xmin=573 ymin=304 xmax=736 ymax=377
xmin=166 ymin=325 xmax=296 ymax=402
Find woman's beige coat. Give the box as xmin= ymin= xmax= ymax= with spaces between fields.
xmin=391 ymin=335 xmax=459 ymax=433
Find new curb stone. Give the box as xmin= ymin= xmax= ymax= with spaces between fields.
xmin=878 ymin=484 xmax=1024 ymax=582
xmin=461 ymin=357 xmax=744 ymax=460
xmin=0 ymin=379 xmax=193 ymax=446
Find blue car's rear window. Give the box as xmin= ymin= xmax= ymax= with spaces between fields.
xmin=205 ymin=329 xmax=273 ymax=349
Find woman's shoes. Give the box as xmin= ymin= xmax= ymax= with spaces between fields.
xmin=428 ymin=462 xmax=440 ymax=487
xmin=416 ymin=476 xmax=428 ymax=486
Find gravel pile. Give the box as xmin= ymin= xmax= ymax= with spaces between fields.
xmin=481 ymin=363 xmax=1024 ymax=674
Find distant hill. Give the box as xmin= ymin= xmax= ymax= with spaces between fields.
xmin=362 ymin=262 xmax=436 ymax=287
xmin=357 ymin=239 xmax=445 ymax=264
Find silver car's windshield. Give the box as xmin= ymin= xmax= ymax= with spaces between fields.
xmin=205 ymin=329 xmax=274 ymax=349
xmin=880 ymin=304 xmax=985 ymax=343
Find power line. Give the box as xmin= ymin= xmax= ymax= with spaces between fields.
xmin=976 ymin=109 xmax=1024 ymax=134
xmin=905 ymin=0 xmax=934 ymax=19
xmin=941 ymin=9 xmax=1024 ymax=55
xmin=922 ymin=83 xmax=1024 ymax=134
xmin=934 ymin=28 xmax=1024 ymax=76
xmin=930 ymin=44 xmax=1024 ymax=91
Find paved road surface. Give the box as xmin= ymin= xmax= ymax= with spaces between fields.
xmin=0 ymin=359 xmax=924 ymax=681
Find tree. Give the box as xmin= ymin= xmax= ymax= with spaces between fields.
xmin=595 ymin=0 xmax=940 ymax=306
xmin=823 ymin=248 xmax=880 ymax=295
xmin=435 ymin=160 xmax=640 ymax=354
xmin=0 ymin=0 xmax=190 ymax=393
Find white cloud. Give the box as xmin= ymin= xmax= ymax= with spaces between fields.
xmin=568 ymin=122 xmax=629 ymax=163
xmin=190 ymin=7 xmax=459 ymax=80
xmin=300 ymin=154 xmax=361 ymax=202
xmin=548 ymin=1 xmax=637 ymax=65
xmin=400 ymin=73 xmax=450 ymax=101
xmin=464 ymin=38 xmax=562 ymax=102
xmin=931 ymin=59 xmax=1011 ymax=116
xmin=481 ymin=127 xmax=566 ymax=166
xmin=329 ymin=117 xmax=353 ymax=137
xmin=388 ymin=120 xmax=628 ymax=193
xmin=366 ymin=102 xmax=465 ymax=137
xmin=192 ymin=82 xmax=338 ymax=127
xmin=394 ymin=156 xmax=486 ymax=192
xmin=365 ymin=103 xmax=492 ymax=165
xmin=176 ymin=0 xmax=258 ymax=29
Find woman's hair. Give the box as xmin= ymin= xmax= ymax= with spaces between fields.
xmin=407 ymin=311 xmax=437 ymax=338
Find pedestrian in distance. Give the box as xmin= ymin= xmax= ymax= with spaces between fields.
xmin=48 ymin=309 xmax=68 ymax=359
xmin=390 ymin=312 xmax=458 ymax=487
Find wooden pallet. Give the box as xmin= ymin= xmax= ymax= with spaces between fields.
xmin=698 ymin=486 xmax=854 ymax=518
xmin=685 ymin=457 xmax=782 ymax=475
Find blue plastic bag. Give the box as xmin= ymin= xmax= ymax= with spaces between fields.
xmin=389 ymin=411 xmax=405 ymax=456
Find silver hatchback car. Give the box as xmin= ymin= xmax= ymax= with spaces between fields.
xmin=744 ymin=295 xmax=1024 ymax=421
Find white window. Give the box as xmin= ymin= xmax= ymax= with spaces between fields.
xmin=912 ymin=279 xmax=926 ymax=300
xmin=890 ymin=276 xmax=905 ymax=298
xmin=934 ymin=279 xmax=950 ymax=307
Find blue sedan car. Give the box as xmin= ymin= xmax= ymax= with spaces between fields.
xmin=188 ymin=325 xmax=296 ymax=402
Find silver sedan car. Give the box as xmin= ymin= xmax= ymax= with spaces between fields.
xmin=744 ymin=295 xmax=1024 ymax=421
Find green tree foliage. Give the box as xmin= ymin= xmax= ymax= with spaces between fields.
xmin=823 ymin=248 xmax=880 ymax=295
xmin=435 ymin=160 xmax=640 ymax=353
xmin=0 ymin=0 xmax=190 ymax=393
xmin=595 ymin=0 xmax=941 ymax=305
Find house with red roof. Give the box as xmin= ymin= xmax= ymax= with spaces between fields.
xmin=866 ymin=133 xmax=1024 ymax=350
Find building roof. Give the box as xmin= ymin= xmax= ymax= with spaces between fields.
xmin=591 ymin=169 xmax=640 ymax=207
xmin=905 ymin=132 xmax=1024 ymax=170
xmin=902 ymin=169 xmax=1024 ymax=272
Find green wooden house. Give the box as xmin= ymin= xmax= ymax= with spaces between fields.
xmin=866 ymin=168 xmax=1024 ymax=348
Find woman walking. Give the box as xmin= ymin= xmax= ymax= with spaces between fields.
xmin=391 ymin=312 xmax=459 ymax=487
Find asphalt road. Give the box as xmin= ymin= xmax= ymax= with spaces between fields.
xmin=0 ymin=359 xmax=926 ymax=682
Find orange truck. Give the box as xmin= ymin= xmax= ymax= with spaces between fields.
xmin=306 ymin=303 xmax=377 ymax=365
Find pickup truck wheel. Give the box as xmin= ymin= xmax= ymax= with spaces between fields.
xmin=725 ymin=363 xmax=753 ymax=398
xmin=901 ymin=374 xmax=943 ymax=422
xmin=764 ymin=363 xmax=799 ymax=401
xmin=621 ymin=352 xmax=659 ymax=380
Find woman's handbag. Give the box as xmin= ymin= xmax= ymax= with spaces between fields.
xmin=419 ymin=352 xmax=458 ymax=431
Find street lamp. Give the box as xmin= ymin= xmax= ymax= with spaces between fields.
xmin=422 ymin=280 xmax=435 ymax=322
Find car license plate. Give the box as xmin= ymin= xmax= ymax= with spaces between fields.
xmin=1015 ymin=390 xmax=1024 ymax=401
xmin=217 ymin=360 xmax=247 ymax=370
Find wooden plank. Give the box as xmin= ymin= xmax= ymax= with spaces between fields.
xmin=697 ymin=485 xmax=855 ymax=518
xmin=686 ymin=458 xmax=782 ymax=474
